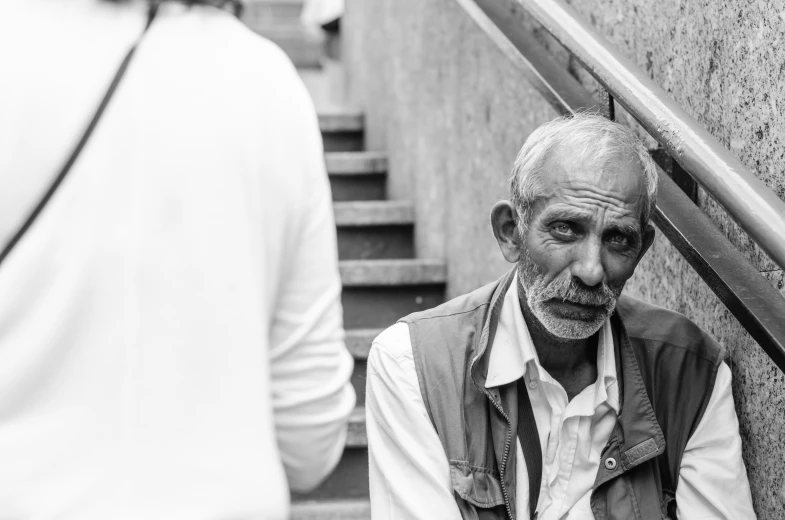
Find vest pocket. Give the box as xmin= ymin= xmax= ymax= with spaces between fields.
xmin=449 ymin=460 xmax=506 ymax=508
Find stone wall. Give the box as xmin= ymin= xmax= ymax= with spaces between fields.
xmin=343 ymin=0 xmax=785 ymax=515
xmin=343 ymin=0 xmax=560 ymax=293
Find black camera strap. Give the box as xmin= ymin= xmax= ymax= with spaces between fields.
xmin=0 ymin=5 xmax=159 ymax=268
xmin=518 ymin=377 xmax=543 ymax=520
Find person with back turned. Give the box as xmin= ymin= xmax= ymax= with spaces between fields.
xmin=0 ymin=0 xmax=354 ymax=517
xmin=367 ymin=114 xmax=755 ymax=519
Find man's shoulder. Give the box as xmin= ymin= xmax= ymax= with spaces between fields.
xmin=616 ymin=294 xmax=724 ymax=366
xmin=371 ymin=322 xmax=414 ymax=363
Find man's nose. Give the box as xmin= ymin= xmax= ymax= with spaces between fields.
xmin=571 ymin=237 xmax=605 ymax=287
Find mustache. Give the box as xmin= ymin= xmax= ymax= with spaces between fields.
xmin=536 ymin=274 xmax=619 ymax=309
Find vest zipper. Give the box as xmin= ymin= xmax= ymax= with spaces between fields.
xmin=484 ymin=389 xmax=515 ymax=520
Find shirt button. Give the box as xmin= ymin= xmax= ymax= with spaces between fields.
xmin=528 ymin=380 xmax=538 ymax=389
xmin=604 ymin=457 xmax=618 ymax=470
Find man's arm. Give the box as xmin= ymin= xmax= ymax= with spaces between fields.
xmin=268 ymin=62 xmax=355 ymax=493
xmin=676 ymin=362 xmax=756 ymax=519
xmin=366 ymin=323 xmax=462 ymax=519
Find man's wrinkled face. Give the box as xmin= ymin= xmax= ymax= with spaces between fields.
xmin=518 ymin=150 xmax=649 ymax=339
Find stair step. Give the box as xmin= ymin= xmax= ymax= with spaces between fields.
xmin=350 ymin=361 xmax=367 ymax=407
xmin=319 ymin=110 xmax=364 ymax=132
xmin=326 ymin=152 xmax=387 ymax=175
xmin=335 ymin=202 xmax=414 ymax=260
xmin=339 ymin=259 xmax=446 ymax=286
xmin=242 ymin=0 xmax=304 ymax=26
xmin=347 ymin=406 xmax=367 ymax=448
xmin=327 ymin=152 xmax=386 ymax=202
xmin=319 ymin=111 xmax=364 ymax=152
xmin=346 ymin=331 xmax=377 ymax=407
xmin=334 ymin=201 xmax=413 ymax=226
xmin=337 ymin=227 xmax=414 ymax=260
xmin=346 ymin=329 xmax=380 ymax=360
xmin=291 ymin=499 xmax=371 ymax=520
xmin=342 ymin=285 xmax=444 ymax=329
xmin=340 ymin=260 xmax=446 ymax=329
xmin=249 ymin=25 xmax=314 ymax=40
xmin=241 ymin=2 xmax=308 ymax=37
xmin=292 ymin=448 xmax=369 ymax=501
xmin=292 ymin=414 xmax=368 ymax=504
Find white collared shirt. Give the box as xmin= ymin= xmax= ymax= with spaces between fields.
xmin=485 ymin=273 xmax=619 ymax=518
xmin=367 ymin=274 xmax=756 ymax=519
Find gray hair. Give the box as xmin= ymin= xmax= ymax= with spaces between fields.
xmin=509 ymin=113 xmax=658 ymax=234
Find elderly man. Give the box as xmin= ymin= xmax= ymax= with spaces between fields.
xmin=366 ymin=114 xmax=755 ymax=519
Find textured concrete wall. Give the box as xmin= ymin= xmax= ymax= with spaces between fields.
xmin=564 ymin=2 xmax=785 ymax=517
xmin=344 ymin=0 xmax=785 ymax=516
xmin=343 ymin=0 xmax=559 ymax=293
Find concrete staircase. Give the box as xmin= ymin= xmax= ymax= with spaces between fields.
xmin=242 ymin=0 xmax=323 ymax=69
xmin=242 ymin=3 xmax=447 ymax=516
xmin=288 ymin=111 xmax=448 ymax=519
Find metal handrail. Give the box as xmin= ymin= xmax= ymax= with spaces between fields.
xmin=519 ymin=0 xmax=785 ymax=272
xmin=457 ymin=0 xmax=785 ymax=372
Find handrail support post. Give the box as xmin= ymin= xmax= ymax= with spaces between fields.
xmin=651 ymin=148 xmax=700 ymax=204
xmin=603 ymin=88 xmax=615 ymax=121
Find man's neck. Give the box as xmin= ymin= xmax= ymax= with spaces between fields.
xmin=518 ymin=289 xmax=599 ymax=400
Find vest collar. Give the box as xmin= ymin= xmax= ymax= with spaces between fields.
xmin=593 ymin=312 xmax=666 ymax=488
xmin=469 ymin=268 xmax=516 ymax=392
xmin=470 ymin=268 xmax=666 ymax=480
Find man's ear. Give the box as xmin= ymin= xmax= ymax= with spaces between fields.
xmin=635 ymin=223 xmax=656 ymax=266
xmin=490 ymin=201 xmax=522 ymax=264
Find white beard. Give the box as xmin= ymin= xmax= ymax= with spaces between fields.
xmin=518 ymin=250 xmax=621 ymax=340
xmin=524 ymin=276 xmax=611 ymax=339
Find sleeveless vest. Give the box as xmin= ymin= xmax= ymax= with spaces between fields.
xmin=400 ymin=269 xmax=722 ymax=520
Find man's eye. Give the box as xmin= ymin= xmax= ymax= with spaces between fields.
xmin=607 ymin=234 xmax=629 ymax=246
xmin=551 ymin=223 xmax=574 ymax=236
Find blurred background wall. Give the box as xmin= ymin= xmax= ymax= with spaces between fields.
xmin=342 ymin=0 xmax=785 ymax=516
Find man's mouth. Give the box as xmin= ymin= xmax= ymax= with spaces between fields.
xmin=544 ymin=299 xmax=606 ymax=320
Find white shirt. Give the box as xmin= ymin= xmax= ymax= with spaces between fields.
xmin=367 ymin=273 xmax=756 ymax=519
xmin=0 ymin=2 xmax=354 ymax=518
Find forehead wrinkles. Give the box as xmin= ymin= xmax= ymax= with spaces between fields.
xmin=545 ymin=181 xmax=642 ymax=214
xmin=563 ymin=186 xmax=639 ymax=210
xmin=535 ymin=148 xmax=647 ymax=223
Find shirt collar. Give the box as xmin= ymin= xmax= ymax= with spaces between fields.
xmin=484 ymin=272 xmax=619 ymax=412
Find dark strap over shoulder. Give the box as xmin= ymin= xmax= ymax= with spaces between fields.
xmin=0 ymin=5 xmax=159 ymax=268
xmin=517 ymin=379 xmax=542 ymax=520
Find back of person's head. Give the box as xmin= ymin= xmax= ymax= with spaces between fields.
xmin=102 ymin=0 xmax=244 ymax=16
